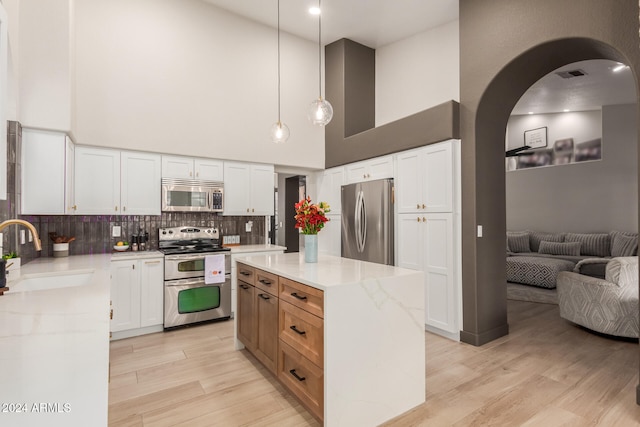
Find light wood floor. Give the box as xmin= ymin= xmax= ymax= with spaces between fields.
xmin=109 ymin=301 xmax=640 ymax=426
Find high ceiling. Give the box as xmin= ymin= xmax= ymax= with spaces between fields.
xmin=201 ymin=0 xmax=459 ymax=48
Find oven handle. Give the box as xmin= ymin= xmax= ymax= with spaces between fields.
xmin=165 ymin=277 xmax=230 ymax=287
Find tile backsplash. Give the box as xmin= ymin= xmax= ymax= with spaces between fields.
xmin=4 ymin=121 xmax=267 ymax=265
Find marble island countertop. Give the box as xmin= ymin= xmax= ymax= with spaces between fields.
xmin=0 ymin=254 xmax=112 ymax=427
xmin=228 ymin=244 xmax=286 ymax=254
xmin=235 ymin=252 xmax=420 ymax=290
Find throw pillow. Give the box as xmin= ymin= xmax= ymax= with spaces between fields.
xmin=610 ymin=231 xmax=638 ymax=257
xmin=564 ymin=233 xmax=610 ymax=257
xmin=507 ymin=231 xmax=530 ymax=253
xmin=538 ymin=240 xmax=581 ymax=256
xmin=529 ymin=231 xmax=565 ymax=252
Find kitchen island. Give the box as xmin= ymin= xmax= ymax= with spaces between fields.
xmin=0 ymin=254 xmax=111 ymax=427
xmin=235 ymin=252 xmax=425 ymax=426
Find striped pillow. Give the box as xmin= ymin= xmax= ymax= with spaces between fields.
xmin=564 ymin=233 xmax=611 ymax=257
xmin=610 ymin=231 xmax=638 ymax=257
xmin=529 ymin=231 xmax=564 ymax=252
xmin=507 ymin=232 xmax=530 ymax=253
xmin=538 ymin=240 xmax=581 ymax=256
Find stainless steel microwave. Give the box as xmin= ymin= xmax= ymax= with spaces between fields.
xmin=161 ymin=178 xmax=224 ymax=213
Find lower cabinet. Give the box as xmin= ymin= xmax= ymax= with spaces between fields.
xmin=236 ymin=262 xmax=325 ymax=421
xmin=397 ymin=212 xmax=457 ymax=335
xmin=110 ymin=256 xmax=164 ymax=339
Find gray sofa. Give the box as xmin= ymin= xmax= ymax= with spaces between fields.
xmin=557 ymin=257 xmax=639 ymax=338
xmin=506 ymin=230 xmax=638 ymax=289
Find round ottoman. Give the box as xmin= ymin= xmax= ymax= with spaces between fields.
xmin=506 ymin=256 xmax=576 ymax=289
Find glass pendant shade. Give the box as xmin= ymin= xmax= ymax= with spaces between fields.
xmin=270 ymin=121 xmax=290 ymax=143
xmin=307 ymin=97 xmax=333 ymax=126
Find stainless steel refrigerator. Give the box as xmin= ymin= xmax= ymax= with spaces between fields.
xmin=341 ymin=178 xmax=394 ymax=265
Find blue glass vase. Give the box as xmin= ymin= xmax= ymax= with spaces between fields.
xmin=304 ymin=234 xmax=318 ymax=263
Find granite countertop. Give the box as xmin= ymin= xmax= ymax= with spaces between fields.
xmin=0 ymin=254 xmax=112 ymax=426
xmin=236 ymin=252 xmax=420 ymax=291
xmin=229 ymin=244 xmax=287 ymax=254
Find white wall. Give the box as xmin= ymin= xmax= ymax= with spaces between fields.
xmin=375 ymin=20 xmax=459 ymax=126
xmin=74 ymin=0 xmax=323 ymax=169
xmin=2 ymin=0 xmax=19 ymax=121
xmin=506 ymin=104 xmax=638 ymax=233
xmin=18 ymin=0 xmax=74 ymax=132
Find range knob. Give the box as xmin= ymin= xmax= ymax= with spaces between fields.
xmin=168 ymin=230 xmax=173 ymax=234
xmin=162 ymin=231 xmax=167 ymax=235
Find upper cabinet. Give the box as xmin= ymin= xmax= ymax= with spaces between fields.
xmin=75 ymin=146 xmax=161 ymax=215
xmin=395 ymin=141 xmax=454 ymax=214
xmin=161 ymin=155 xmax=223 ymax=181
xmin=345 ymin=155 xmax=393 ymax=184
xmin=224 ymin=162 xmax=274 ymax=216
xmin=22 ymin=129 xmax=75 ymax=215
xmin=316 ymin=166 xmax=344 ymax=214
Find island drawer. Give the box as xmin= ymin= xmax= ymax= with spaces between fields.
xmin=255 ymin=269 xmax=279 ymax=296
xmin=279 ymin=300 xmax=323 ymax=368
xmin=237 ymin=263 xmax=255 ymax=285
xmin=278 ymin=340 xmax=324 ymax=421
xmin=279 ymin=277 xmax=324 ymax=318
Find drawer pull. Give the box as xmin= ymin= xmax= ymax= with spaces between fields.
xmin=291 ymin=292 xmax=307 ymax=301
xmin=240 ymin=284 xmax=250 ymax=290
xmin=289 ymin=369 xmax=306 ymax=382
xmin=240 ymin=271 xmax=251 ymax=276
xmin=289 ymin=325 xmax=306 ymax=335
xmin=259 ymin=279 xmax=272 ymax=286
xmin=258 ymin=293 xmax=270 ymax=300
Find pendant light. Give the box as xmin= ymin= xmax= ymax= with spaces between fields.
xmin=270 ymin=0 xmax=290 ymax=143
xmin=307 ymin=0 xmax=333 ymax=126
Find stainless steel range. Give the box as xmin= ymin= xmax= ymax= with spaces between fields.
xmin=159 ymin=226 xmax=231 ymax=329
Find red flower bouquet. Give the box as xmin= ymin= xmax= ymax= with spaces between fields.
xmin=294 ymin=196 xmax=331 ymax=235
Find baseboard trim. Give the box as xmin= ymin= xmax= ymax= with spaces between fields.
xmin=425 ymin=324 xmax=461 ymax=342
xmin=460 ymin=323 xmax=509 ymax=346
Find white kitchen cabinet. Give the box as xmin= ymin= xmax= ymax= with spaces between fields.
xmin=345 ymin=155 xmax=393 ymax=184
xmin=318 ymin=214 xmax=341 ymax=257
xmin=75 ymin=147 xmax=160 ymax=215
xmin=397 ymin=213 xmax=457 ymax=336
xmin=110 ymin=259 xmax=140 ymax=332
xmin=396 ymin=140 xmax=454 ymax=214
xmin=316 ymin=166 xmax=344 ymax=214
xmin=65 ymin=138 xmax=76 ymax=213
xmin=111 ymin=256 xmax=164 ymax=339
xmin=21 ymin=129 xmax=75 ymax=215
xmin=75 ymin=146 xmax=120 ymax=215
xmin=161 ymin=155 xmax=223 ymax=181
xmin=224 ymin=161 xmax=274 ymax=215
xmin=121 ymin=151 xmax=161 ymax=215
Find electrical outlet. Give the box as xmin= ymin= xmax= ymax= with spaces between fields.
xmin=20 ymin=230 xmax=25 ymax=244
xmin=477 ymin=225 xmax=483 ymax=238
xmin=112 ymin=226 xmax=121 ymax=238
xmin=245 ymin=221 xmax=252 ymax=232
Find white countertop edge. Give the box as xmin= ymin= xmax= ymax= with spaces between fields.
xmin=235 ymin=252 xmax=422 ymax=291
xmin=229 ymin=244 xmax=287 ymax=254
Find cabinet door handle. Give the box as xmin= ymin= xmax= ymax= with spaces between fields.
xmin=246 ymin=208 xmax=250 ymax=213
xmin=258 ymin=293 xmax=270 ymax=300
xmin=289 ymin=369 xmax=306 ymax=382
xmin=196 ymin=171 xmax=199 ymax=177
xmin=290 ymin=325 xmax=306 ymax=335
xmin=132 ymin=264 xmax=135 ymax=270
xmin=423 ymin=217 xmax=426 ymax=222
xmin=259 ymin=279 xmax=272 ymax=285
xmin=291 ymin=292 xmax=307 ymax=301
xmin=110 ymin=309 xmax=113 ymax=320
xmin=240 ymin=284 xmax=250 ymax=290
xmin=72 ymin=205 xmax=77 ymax=210
xmin=417 ymin=217 xmax=421 ymax=222
xmin=115 ymin=206 xmax=118 ymax=211
xmin=252 ymin=208 xmax=255 ymax=213
xmin=422 ymin=204 xmax=426 ymax=209
xmin=123 ymin=206 xmax=126 ymax=212
xmin=240 ymin=271 xmax=251 ymax=276
xmin=416 ymin=203 xmax=420 ymax=209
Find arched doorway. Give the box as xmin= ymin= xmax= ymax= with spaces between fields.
xmin=460 ymin=36 xmax=639 ymax=344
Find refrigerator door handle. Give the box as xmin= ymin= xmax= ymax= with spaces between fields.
xmin=354 ymin=190 xmax=362 ymax=252
xmin=359 ymin=190 xmax=367 ymax=252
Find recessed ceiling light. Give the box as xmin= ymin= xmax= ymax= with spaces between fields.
xmin=612 ymin=63 xmax=628 ymax=72
xmin=308 ymin=6 xmax=321 ymax=15
xmin=563 ymin=109 xmax=570 ymax=112
xmin=528 ymin=112 xmax=533 ymax=115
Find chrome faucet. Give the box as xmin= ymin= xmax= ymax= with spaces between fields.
xmin=0 ymin=219 xmax=42 ymax=251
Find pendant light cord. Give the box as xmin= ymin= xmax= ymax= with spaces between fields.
xmin=318 ymin=0 xmax=322 ymax=98
xmin=277 ymin=0 xmax=281 ymax=124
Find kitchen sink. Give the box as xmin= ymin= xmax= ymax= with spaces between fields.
xmin=9 ymin=269 xmax=95 ymax=292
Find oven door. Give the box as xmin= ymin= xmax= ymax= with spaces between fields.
xmin=164 ymin=276 xmax=231 ymax=328
xmin=164 ymin=253 xmax=231 ymax=281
